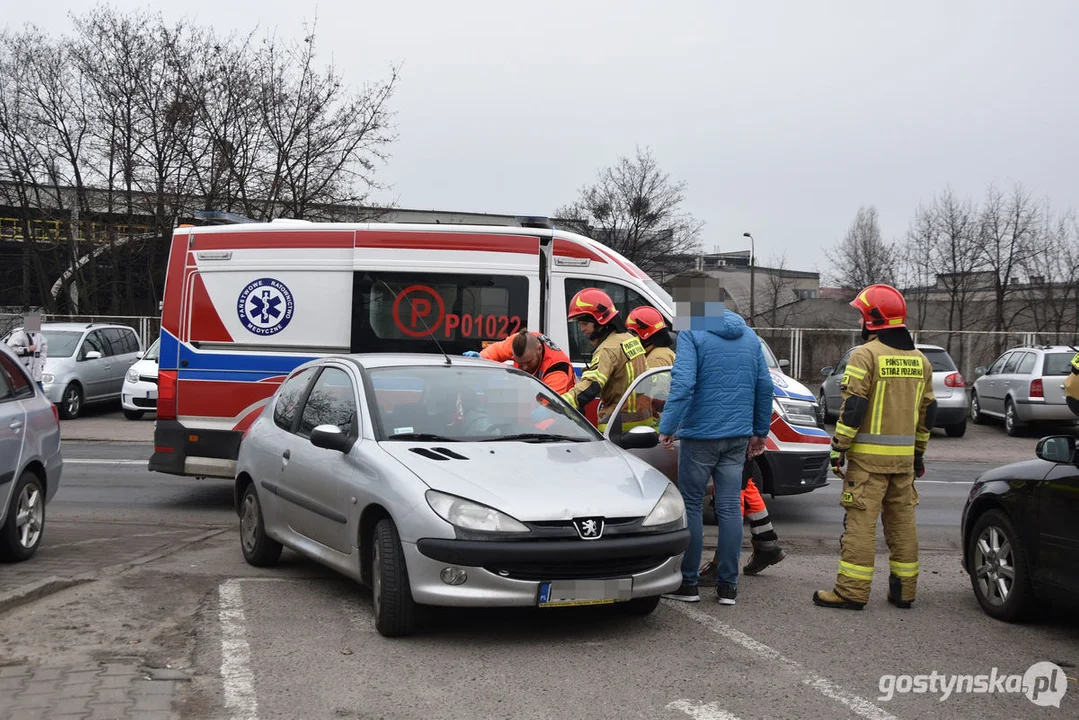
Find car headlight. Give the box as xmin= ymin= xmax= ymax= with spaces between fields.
xmin=642 ymin=483 xmax=686 ymax=528
xmin=425 ymin=490 xmax=529 ymax=533
xmin=774 ymin=398 xmax=820 ymax=427
xmin=126 ymin=367 xmax=140 ymax=383
xmin=42 ymin=373 xmax=54 ymax=384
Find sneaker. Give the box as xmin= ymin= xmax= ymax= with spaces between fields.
xmin=662 ymin=582 xmax=700 ymax=602
xmin=715 ymin=584 xmax=737 ymax=605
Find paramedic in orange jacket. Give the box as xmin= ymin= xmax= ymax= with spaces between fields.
xmin=471 ymin=330 xmax=575 ymax=395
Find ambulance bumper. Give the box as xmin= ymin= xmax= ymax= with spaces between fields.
xmin=150 ymin=420 xmax=242 ymax=478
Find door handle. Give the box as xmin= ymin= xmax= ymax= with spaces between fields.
xmin=283 ymin=449 xmax=291 ymax=459
xmin=9 ymin=420 xmax=22 ymax=431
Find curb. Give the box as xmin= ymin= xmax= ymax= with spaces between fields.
xmin=0 ymin=528 xmax=229 ymax=616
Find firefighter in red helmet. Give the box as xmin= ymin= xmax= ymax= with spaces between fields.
xmin=813 ymin=284 xmax=936 ymax=610
xmin=626 ymin=306 xmax=676 ymax=369
xmin=561 ymin=288 xmax=649 ymax=432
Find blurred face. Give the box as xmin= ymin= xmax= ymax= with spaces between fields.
xmin=576 ymin=318 xmax=598 ymax=344
xmin=514 ymin=340 xmax=542 ymax=374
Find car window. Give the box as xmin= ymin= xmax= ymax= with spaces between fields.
xmin=1015 ymin=352 xmax=1037 ymax=375
xmin=0 ymin=352 xmax=33 ymax=400
xmin=351 ymin=271 xmax=529 ymax=355
xmin=0 ymin=360 xmax=12 ymax=401
xmin=1002 ymin=352 xmax=1024 ymax=374
xmin=604 ymin=369 xmax=670 ymax=435
xmin=121 ymin=329 xmax=140 ymax=354
xmin=298 ymin=367 xmax=358 ymax=438
xmin=144 ymin=338 xmax=160 ymax=361
xmin=986 ymin=353 xmax=1008 ymax=375
xmin=920 ymin=348 xmax=957 ymax=372
xmin=368 ymin=365 xmax=600 ymax=442
xmin=80 ymin=331 xmax=105 ymax=360
xmin=564 ymin=278 xmax=660 ymax=364
xmin=836 ymin=348 xmax=854 ymax=374
xmin=101 ymin=328 xmax=126 ymax=356
xmin=273 ymin=367 xmax=314 ymax=432
xmin=40 ymin=330 xmax=82 ymax=358
xmin=1042 ymin=352 xmax=1075 ymax=376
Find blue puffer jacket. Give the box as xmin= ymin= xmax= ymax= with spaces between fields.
xmin=657 ymin=310 xmax=774 ymax=440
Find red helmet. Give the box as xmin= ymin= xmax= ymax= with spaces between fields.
xmin=851 ymin=284 xmax=907 ymax=331
xmin=567 ymin=288 xmax=618 ymax=325
xmin=626 ymin=306 xmax=667 ymax=341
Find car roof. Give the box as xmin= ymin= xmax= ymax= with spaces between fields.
xmin=315 ymin=353 xmax=510 ymax=371
xmin=915 ymin=344 xmax=947 ymax=352
xmin=37 ymin=322 xmax=134 ymax=332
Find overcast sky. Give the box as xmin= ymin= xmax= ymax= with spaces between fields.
xmin=7 ymin=1 xmax=1078 ymax=276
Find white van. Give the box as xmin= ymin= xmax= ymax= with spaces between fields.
xmin=149 ymin=219 xmax=830 ymax=495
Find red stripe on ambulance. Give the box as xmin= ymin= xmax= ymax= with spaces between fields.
xmin=355 ymin=231 xmax=539 ymax=255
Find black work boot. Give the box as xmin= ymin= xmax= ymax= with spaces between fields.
xmin=887 ymin=573 xmax=913 ymax=609
xmin=743 ymin=539 xmax=787 ymax=575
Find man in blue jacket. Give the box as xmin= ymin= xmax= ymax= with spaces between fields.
xmin=659 ymin=281 xmax=773 ymax=605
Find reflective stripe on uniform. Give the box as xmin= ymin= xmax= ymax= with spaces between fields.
xmin=915 ymin=431 xmax=930 ymax=443
xmin=849 ymin=443 xmax=915 ymax=456
xmin=870 ymin=381 xmax=887 ymax=433
xmin=845 ymin=365 xmax=868 ymax=379
xmin=838 ymin=560 xmax=874 ymax=581
xmin=582 ymin=369 xmax=608 ymax=385
xmin=914 ymin=381 xmax=924 ymax=427
xmin=835 ymin=422 xmax=858 ymax=438
xmin=889 ymin=560 xmax=919 ymax=578
xmin=851 ymin=432 xmax=914 ymax=446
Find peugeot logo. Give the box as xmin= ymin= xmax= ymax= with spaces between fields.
xmin=573 ymin=517 xmax=605 ymax=540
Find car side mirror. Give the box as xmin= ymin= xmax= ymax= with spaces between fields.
xmin=84 ymin=350 xmax=102 ymax=361
xmin=821 ymin=366 xmax=834 ymax=378
xmin=310 ymin=424 xmax=353 ymax=453
xmin=779 ymin=359 xmax=790 ymax=370
xmin=614 ymin=425 xmax=660 ymax=450
xmin=1035 ymin=435 xmax=1076 ymax=464
xmin=136 ymin=351 xmax=144 ymax=359
xmin=975 ymin=366 xmax=987 ymax=377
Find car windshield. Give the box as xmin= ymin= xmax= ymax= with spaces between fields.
xmin=144 ymin=338 xmax=160 ymax=362
xmin=921 ymin=348 xmax=957 ymax=372
xmin=760 ymin=340 xmax=780 ymax=369
xmin=40 ymin=330 xmax=83 ymax=358
xmin=1042 ymin=352 xmax=1075 ymax=376
xmin=368 ymin=365 xmax=601 ymax=443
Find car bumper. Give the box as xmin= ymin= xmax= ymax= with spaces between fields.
xmin=149 ymin=419 xmax=242 ymax=478
xmin=761 ymin=450 xmax=830 ymax=496
xmin=41 ymin=383 xmax=64 ymax=405
xmin=1013 ymin=400 xmax=1077 ymax=423
xmin=934 ymin=399 xmax=968 ymax=427
xmin=405 ymin=530 xmax=689 ymax=607
xmin=121 ymin=379 xmax=158 ymax=411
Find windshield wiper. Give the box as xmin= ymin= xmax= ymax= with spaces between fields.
xmin=384 ymin=432 xmax=459 ymax=442
xmin=483 ymin=433 xmax=590 ymax=443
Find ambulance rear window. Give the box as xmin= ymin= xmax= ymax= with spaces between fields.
xmin=351 ymin=272 xmax=529 ymax=354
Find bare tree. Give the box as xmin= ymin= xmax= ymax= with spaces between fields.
xmin=978 ymin=183 xmax=1041 ymax=333
xmin=1018 ymin=209 xmax=1079 ymax=341
xmin=900 ymin=201 xmax=936 ymax=329
xmin=926 ymin=188 xmax=983 ymax=368
xmin=824 ymin=206 xmax=897 ymax=289
xmin=759 ymin=252 xmax=797 ymax=327
xmin=555 ymin=146 xmax=702 ymax=274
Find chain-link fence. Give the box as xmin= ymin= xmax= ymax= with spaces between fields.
xmin=0 ymin=311 xmax=161 ymax=349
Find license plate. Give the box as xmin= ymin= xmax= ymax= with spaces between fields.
xmin=537 ymin=579 xmax=632 ymax=607
xmin=146 ymin=391 xmax=153 ymax=398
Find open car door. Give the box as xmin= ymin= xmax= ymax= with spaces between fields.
xmin=601 ymin=367 xmax=677 ymax=483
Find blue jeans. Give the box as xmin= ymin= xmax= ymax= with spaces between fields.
xmin=677 ymin=436 xmax=749 ymax=588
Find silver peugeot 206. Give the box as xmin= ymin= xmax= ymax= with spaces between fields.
xmin=234 ymin=353 xmax=689 ymax=637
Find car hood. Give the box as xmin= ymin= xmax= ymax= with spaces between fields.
xmin=378 ymin=440 xmax=667 ymax=521
xmin=975 ymin=458 xmax=1055 ymax=484
xmin=128 ymin=358 xmax=158 ymax=377
xmin=770 ymin=369 xmax=816 ymax=402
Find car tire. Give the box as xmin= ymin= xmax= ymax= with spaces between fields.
xmin=945 ymin=420 xmax=967 ymax=438
xmin=239 ymin=483 xmax=282 ymax=567
xmin=967 ymin=509 xmax=1031 ymax=622
xmin=0 ymin=471 xmax=46 ymax=563
xmin=1004 ymin=399 xmax=1021 ymax=437
xmin=58 ymin=383 xmax=82 ymax=420
xmin=123 ymin=409 xmax=144 ymax=420
xmin=818 ymin=390 xmax=830 ymax=422
xmin=970 ymin=392 xmax=987 ymax=425
xmin=372 ymin=518 xmax=416 ymax=638
xmin=620 ymin=595 xmax=662 ymax=615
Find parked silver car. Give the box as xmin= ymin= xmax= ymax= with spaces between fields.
xmin=970 ymin=345 xmax=1079 ymax=436
xmin=819 ymin=343 xmax=968 ymax=437
xmin=0 ymin=343 xmax=62 ymax=562
xmin=234 ymin=354 xmax=689 ymax=637
xmin=32 ymin=322 xmax=142 ymax=419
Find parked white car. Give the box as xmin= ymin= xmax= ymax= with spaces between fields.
xmin=121 ymin=337 xmax=159 ymax=420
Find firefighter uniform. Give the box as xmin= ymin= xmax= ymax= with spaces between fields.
xmin=1066 ymin=352 xmax=1079 ymax=416
xmin=814 ymin=284 xmax=936 ymax=611
xmin=562 ymin=331 xmax=649 ymax=431
xmin=645 ymin=345 xmax=676 ymax=369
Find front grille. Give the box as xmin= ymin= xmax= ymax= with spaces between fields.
xmin=802 ymin=456 xmax=828 ymax=482
xmin=484 ymin=555 xmax=669 ymax=581
xmin=133 ymin=397 xmax=157 ymax=408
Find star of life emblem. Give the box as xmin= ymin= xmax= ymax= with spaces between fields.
xmin=238 ymin=278 xmax=294 ymax=336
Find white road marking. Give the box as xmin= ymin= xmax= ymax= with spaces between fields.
xmin=667 ymin=699 xmax=743 ymax=719
xmin=64 ymin=459 xmax=146 ymax=465
xmin=667 ymin=602 xmax=898 ymax=720
xmin=219 ymin=579 xmax=259 ymax=720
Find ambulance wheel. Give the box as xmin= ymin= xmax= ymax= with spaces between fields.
xmin=58 ymin=383 xmax=82 ymax=420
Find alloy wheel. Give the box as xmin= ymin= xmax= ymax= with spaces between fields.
xmin=973 ymin=525 xmax=1014 ymax=607
xmin=15 ymin=484 xmax=43 ymax=549
xmin=372 ymin=540 xmax=383 ymax=618
xmin=240 ymin=493 xmax=259 ymax=554
xmin=65 ymin=387 xmax=80 ymax=417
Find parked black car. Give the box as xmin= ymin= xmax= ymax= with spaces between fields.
xmin=961 ymin=435 xmax=1079 ymax=620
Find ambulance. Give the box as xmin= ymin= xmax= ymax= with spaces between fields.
xmin=148 ymin=219 xmax=830 ymax=495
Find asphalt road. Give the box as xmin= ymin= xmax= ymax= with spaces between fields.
xmin=13 ymin=442 xmax=1075 ymax=719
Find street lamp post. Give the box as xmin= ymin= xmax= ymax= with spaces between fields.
xmin=743 ymin=232 xmax=755 ymax=326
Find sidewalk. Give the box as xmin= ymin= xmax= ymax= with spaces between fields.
xmin=59 ymin=413 xmax=153 ymax=443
